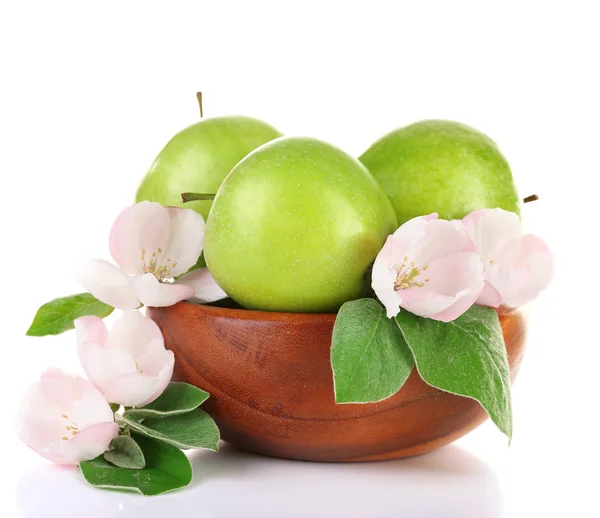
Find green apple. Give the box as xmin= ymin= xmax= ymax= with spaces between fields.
xmin=204 ymin=137 xmax=398 ymax=313
xmin=359 ymin=120 xmax=521 ymax=224
xmin=135 ymin=116 xmax=282 ymax=220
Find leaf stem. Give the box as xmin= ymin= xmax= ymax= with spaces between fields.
xmin=181 ymin=192 xmax=216 ymax=203
xmin=196 ymin=92 xmax=203 ymax=118
xmin=523 ymin=194 xmax=539 ymax=203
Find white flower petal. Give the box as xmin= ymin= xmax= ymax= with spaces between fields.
xmin=512 ymin=235 xmax=554 ymax=306
xmin=76 ymin=258 xmax=140 ymax=310
xmin=371 ymin=236 xmax=402 ymax=318
xmin=137 ymin=353 xmax=175 ymax=406
xmin=162 ymin=208 xmax=206 ymax=277
xmin=16 ymin=370 xmax=117 ymax=466
xmin=49 ymin=422 xmax=118 ymax=465
xmin=69 ymin=376 xmax=117 ymax=428
xmin=410 ymin=219 xmax=475 ymax=266
xmin=105 ymin=310 xmax=164 ymax=360
xmin=389 ymin=214 xmax=438 ymax=267
xmin=74 ymin=316 xmax=108 ymax=348
xmin=398 ymin=288 xmax=456 ymax=318
xmin=130 ymin=273 xmax=194 ymax=307
xmin=109 ymin=201 xmax=171 ymax=275
xmin=177 ymin=268 xmax=228 ymax=303
xmin=476 ymin=282 xmax=503 ymax=308
xmin=78 ymin=342 xmax=137 ymax=403
xmin=431 ymin=282 xmax=484 ymax=322
xmin=105 ymin=373 xmax=162 ymax=408
xmin=423 ymin=251 xmax=484 ymax=297
xmin=462 ymin=208 xmax=522 ymax=264
xmin=136 ymin=339 xmax=174 ymax=377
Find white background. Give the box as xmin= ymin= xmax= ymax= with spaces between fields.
xmin=1 ymin=1 xmax=598 ymax=516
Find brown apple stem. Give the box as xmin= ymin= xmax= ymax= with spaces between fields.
xmin=523 ymin=194 xmax=539 ymax=203
xmin=181 ymin=192 xmax=216 ymax=203
xmin=196 ymin=92 xmax=204 ymax=118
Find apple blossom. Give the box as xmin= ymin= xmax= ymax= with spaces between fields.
xmin=462 ymin=208 xmax=554 ymax=308
xmin=17 ymin=368 xmax=118 ymax=466
xmin=77 ymin=201 xmax=227 ymax=310
xmin=372 ymin=214 xmax=484 ymax=322
xmin=75 ymin=310 xmax=174 ymax=407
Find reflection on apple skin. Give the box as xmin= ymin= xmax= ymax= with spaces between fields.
xmin=17 ymin=444 xmax=501 ymax=518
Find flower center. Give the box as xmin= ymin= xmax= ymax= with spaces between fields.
xmin=394 ymin=257 xmax=430 ymax=291
xmin=140 ymin=248 xmax=178 ymax=281
xmin=61 ymin=414 xmax=80 ymax=441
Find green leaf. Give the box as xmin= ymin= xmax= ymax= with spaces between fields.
xmin=123 ymin=409 xmax=219 ymax=451
xmin=26 ymin=293 xmax=114 ymax=337
xmin=186 ymin=253 xmax=207 ymax=273
xmin=331 ymin=298 xmax=414 ymax=403
xmin=80 ymin=434 xmax=192 ymax=496
xmin=104 ymin=435 xmax=145 ymax=469
xmin=395 ymin=306 xmax=512 ymax=440
xmin=125 ymin=382 xmax=210 ymax=420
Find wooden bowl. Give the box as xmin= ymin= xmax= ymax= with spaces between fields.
xmin=148 ymin=302 xmax=526 ymax=462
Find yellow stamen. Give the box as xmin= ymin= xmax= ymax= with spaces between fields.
xmin=394 ymin=261 xmax=429 ymax=291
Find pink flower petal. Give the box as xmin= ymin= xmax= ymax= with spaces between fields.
xmin=16 ymin=371 xmax=117 ymax=466
xmin=476 ymin=282 xmax=503 ymax=308
xmin=105 ymin=310 xmax=164 ymax=360
xmin=511 ymin=235 xmax=554 ymax=306
xmin=462 ymin=208 xmax=522 ymax=265
xmin=398 ymin=288 xmax=457 ymax=318
xmin=109 ymin=202 xmax=170 ymax=275
xmin=17 ymin=417 xmax=70 ymax=458
xmin=38 ymin=372 xmax=80 ymax=411
xmin=177 ymin=268 xmax=228 ymax=303
xmin=136 ymin=338 xmax=174 ymax=376
xmin=40 ymin=367 xmax=66 ymax=381
xmin=484 ymin=262 xmax=531 ymax=308
xmin=372 ymin=214 xmax=484 ymax=322
xmin=136 ymin=355 xmax=175 ymax=406
xmin=77 ymin=311 xmax=174 ymax=407
xmin=78 ymin=342 xmax=137 ymax=403
xmin=389 ymin=214 xmax=438 ymax=267
xmin=104 ymin=373 xmax=162 ymax=408
xmin=431 ymin=283 xmax=484 ymax=322
xmin=410 ymin=219 xmax=476 ymax=266
xmin=162 ymin=208 xmax=206 ymax=278
xmin=422 ymin=251 xmax=484 ymax=297
xmin=56 ymin=422 xmax=119 ymax=465
xmin=76 ymin=258 xmax=140 ymax=310
xmin=130 ymin=273 xmax=194 ymax=307
xmin=70 ymin=376 xmax=118 ymax=427
xmin=371 ymin=236 xmax=402 ymax=318
xmin=74 ymin=316 xmax=108 ymax=348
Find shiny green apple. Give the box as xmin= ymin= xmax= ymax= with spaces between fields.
xmin=136 ymin=116 xmax=282 ymax=220
xmin=359 ymin=120 xmax=521 ymax=224
xmin=204 ymin=137 xmax=398 ymax=313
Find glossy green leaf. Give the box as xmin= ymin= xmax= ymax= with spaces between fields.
xmin=395 ymin=305 xmax=512 ymax=440
xmin=331 ymin=298 xmax=414 ymax=403
xmin=80 ymin=434 xmax=192 ymax=496
xmin=103 ymin=435 xmax=145 ymax=469
xmin=124 ymin=382 xmax=209 ymax=420
xmin=26 ymin=293 xmax=114 ymax=336
xmin=123 ymin=409 xmax=219 ymax=451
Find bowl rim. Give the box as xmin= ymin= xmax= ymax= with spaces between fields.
xmin=171 ymin=300 xmax=338 ymax=324
xmin=165 ymin=301 xmax=517 ymax=326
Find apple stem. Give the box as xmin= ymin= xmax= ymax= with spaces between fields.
xmin=196 ymin=92 xmax=203 ymax=118
xmin=523 ymin=194 xmax=539 ymax=203
xmin=181 ymin=192 xmax=216 ymax=203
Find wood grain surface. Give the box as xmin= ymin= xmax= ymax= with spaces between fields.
xmin=148 ymin=302 xmax=526 ymax=462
